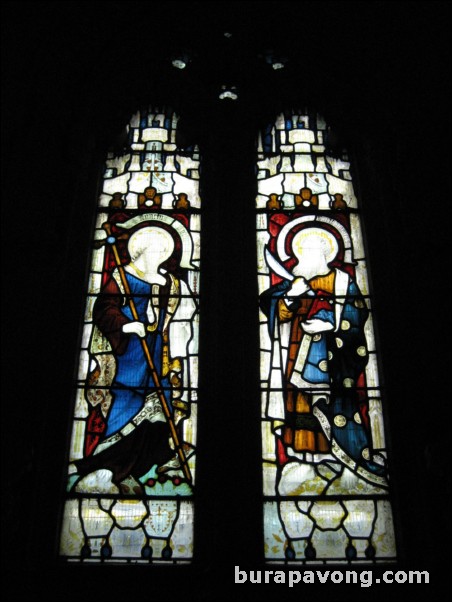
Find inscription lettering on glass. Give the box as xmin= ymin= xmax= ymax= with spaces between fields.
xmin=256 ymin=113 xmax=396 ymax=562
xmin=59 ymin=109 xmax=201 ymax=562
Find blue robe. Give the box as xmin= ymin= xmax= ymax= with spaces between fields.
xmin=75 ymin=271 xmax=176 ymax=484
xmin=100 ymin=272 xmax=172 ymax=436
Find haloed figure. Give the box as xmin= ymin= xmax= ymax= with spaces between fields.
xmin=260 ymin=227 xmax=386 ymax=485
xmin=74 ymin=225 xmax=196 ymax=491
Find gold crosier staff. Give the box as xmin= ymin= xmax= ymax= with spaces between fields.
xmin=103 ymin=222 xmax=192 ymax=484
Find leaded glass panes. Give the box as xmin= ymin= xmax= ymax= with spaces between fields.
xmin=59 ymin=108 xmax=201 ymax=563
xmin=257 ymin=112 xmax=396 ymax=563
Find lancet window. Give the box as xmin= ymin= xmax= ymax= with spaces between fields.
xmin=256 ymin=112 xmax=397 ymax=563
xmin=59 ymin=108 xmax=201 ymax=563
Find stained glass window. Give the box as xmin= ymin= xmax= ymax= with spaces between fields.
xmin=257 ymin=112 xmax=397 ymax=563
xmin=59 ymin=108 xmax=201 ymax=563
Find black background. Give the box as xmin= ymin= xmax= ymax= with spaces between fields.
xmin=2 ymin=1 xmax=451 ymax=601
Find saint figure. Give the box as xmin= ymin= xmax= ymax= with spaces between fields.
xmin=72 ymin=224 xmax=197 ymax=492
xmin=260 ymin=226 xmax=386 ymax=485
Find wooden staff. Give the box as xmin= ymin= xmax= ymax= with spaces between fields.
xmin=103 ymin=222 xmax=192 ymax=483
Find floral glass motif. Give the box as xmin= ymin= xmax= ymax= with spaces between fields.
xmin=256 ymin=113 xmax=396 ymax=563
xmin=59 ymin=109 xmax=201 ymax=562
